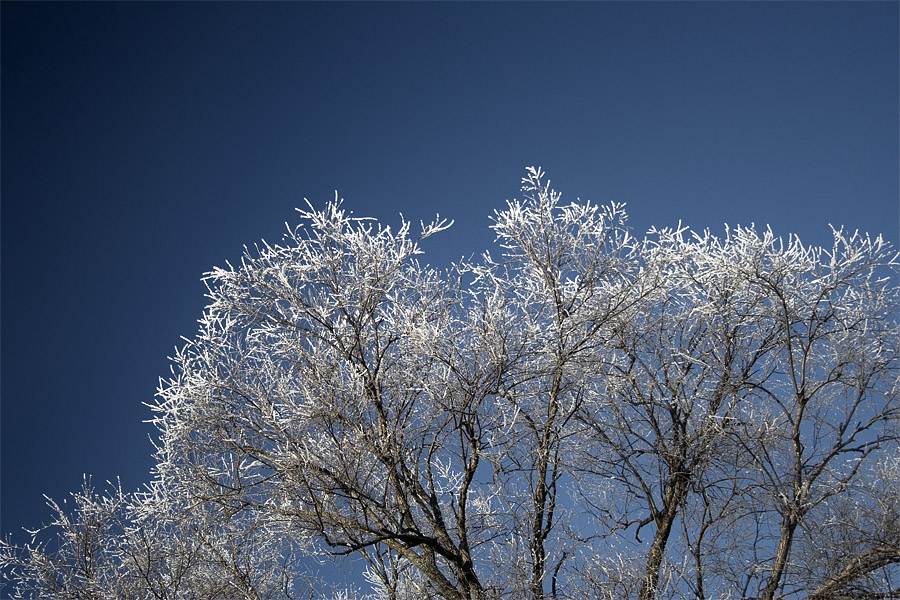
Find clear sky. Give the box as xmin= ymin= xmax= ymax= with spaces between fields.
xmin=2 ymin=0 xmax=897 ymax=558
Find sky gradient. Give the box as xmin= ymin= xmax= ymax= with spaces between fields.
xmin=2 ymin=0 xmax=898 ymax=560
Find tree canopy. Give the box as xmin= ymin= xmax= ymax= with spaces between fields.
xmin=3 ymin=168 xmax=898 ymax=599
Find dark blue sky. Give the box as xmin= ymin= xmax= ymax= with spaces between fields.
xmin=2 ymin=1 xmax=897 ymax=554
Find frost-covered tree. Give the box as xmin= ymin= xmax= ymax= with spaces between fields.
xmin=0 ymin=478 xmax=313 ymax=600
xmin=3 ymin=168 xmax=898 ymax=600
xmin=575 ymin=220 xmax=899 ymax=600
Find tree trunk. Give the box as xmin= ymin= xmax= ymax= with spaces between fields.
xmin=759 ymin=513 xmax=798 ymax=600
xmin=638 ymin=473 xmax=689 ymax=600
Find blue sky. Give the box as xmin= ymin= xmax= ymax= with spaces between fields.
xmin=2 ymin=0 xmax=897 ymax=557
